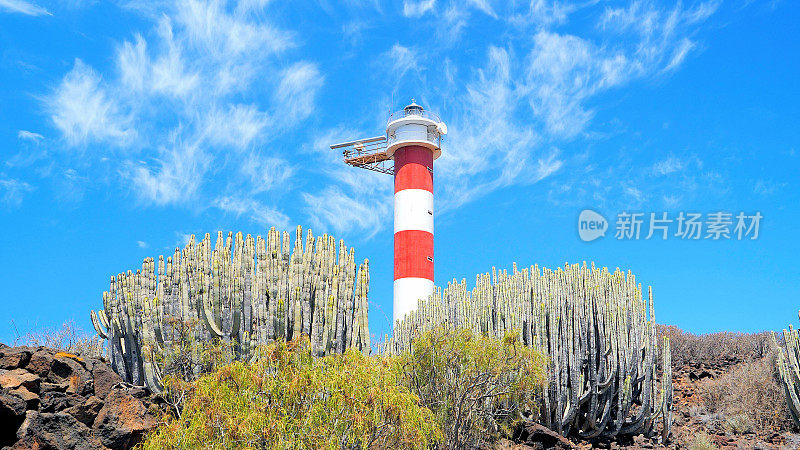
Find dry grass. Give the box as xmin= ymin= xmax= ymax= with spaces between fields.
xmin=10 ymin=320 xmax=105 ymax=358
xmin=688 ymin=432 xmax=718 ymax=450
xmin=699 ymin=353 xmax=793 ymax=436
xmin=658 ymin=324 xmax=771 ymax=368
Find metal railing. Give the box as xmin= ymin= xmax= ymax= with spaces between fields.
xmin=333 ymin=136 xmax=394 ymax=175
xmin=388 ymin=108 xmax=441 ymax=123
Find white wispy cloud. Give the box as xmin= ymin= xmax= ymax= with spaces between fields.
xmin=213 ymin=195 xmax=289 ymax=229
xmin=240 ymin=153 xmax=293 ymax=194
xmin=0 ymin=0 xmax=50 ymax=16
xmin=754 ymin=179 xmax=784 ymax=196
xmin=273 ymin=62 xmax=324 ymax=123
xmin=290 ymin=0 xmax=723 ymax=235
xmin=403 ymin=0 xmax=436 ymax=17
xmin=149 ymin=20 xmax=202 ymax=97
xmin=652 ymin=156 xmax=685 ymax=175
xmin=435 ymin=46 xmax=546 ymax=209
xmin=34 ymin=0 xmax=727 ymax=237
xmin=129 ymin=133 xmax=211 ymax=205
xmin=524 ymin=32 xmax=613 ymax=137
xmin=599 ymin=0 xmax=719 ymax=75
xmin=623 ymin=186 xmax=646 ymax=205
xmin=0 ymin=177 xmax=34 ymax=206
xmin=48 ymin=59 xmax=134 ymax=147
xmin=465 ymin=0 xmax=496 ymax=18
xmin=299 ymin=127 xmax=392 ymax=237
xmin=201 ymin=104 xmax=269 ymax=148
xmin=342 ymin=21 xmax=369 ymax=47
xmin=54 ymin=168 xmax=87 ymax=203
xmin=686 ymin=0 xmax=723 ymax=23
xmin=385 ymin=44 xmax=420 ymax=81
xmin=172 ymin=231 xmax=193 ymax=249
xmin=663 ymin=38 xmax=694 ymax=72
xmin=439 ymin=4 xmax=469 ymax=43
xmin=303 ymin=186 xmax=389 ymax=238
xmin=174 ymin=0 xmax=293 ymax=58
xmin=533 ymin=149 xmax=564 ymax=181
xmin=17 ymin=130 xmax=44 ymax=142
xmin=663 ymin=194 xmax=680 ymax=208
xmin=42 ymin=0 xmax=320 ymax=230
xmin=508 ymin=0 xmax=584 ymax=27
xmin=137 ymin=240 xmax=149 ymax=248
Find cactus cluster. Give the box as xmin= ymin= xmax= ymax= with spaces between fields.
xmin=773 ymin=312 xmax=800 ymax=427
xmin=90 ymin=226 xmax=370 ymax=392
xmin=384 ymin=262 xmax=673 ymax=440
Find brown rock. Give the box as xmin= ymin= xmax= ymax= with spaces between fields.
xmin=9 ymin=386 xmax=39 ymax=410
xmin=0 ymin=369 xmax=40 ymax=393
xmin=514 ymin=421 xmax=574 ymax=449
xmin=13 ymin=410 xmax=107 ymax=450
xmin=633 ymin=434 xmax=655 ymax=448
xmin=0 ymin=389 xmax=27 ymax=447
xmin=40 ymin=381 xmax=68 ymax=394
xmin=48 ymin=355 xmax=87 ymax=384
xmin=93 ymin=388 xmax=157 ymax=449
xmin=0 ymin=347 xmax=32 ymax=370
xmin=26 ymin=349 xmax=55 ymax=377
xmin=65 ymin=395 xmax=104 ymax=427
xmin=76 ymin=356 xmax=96 ymax=373
xmin=39 ymin=391 xmax=83 ymax=413
xmin=92 ymin=365 xmax=122 ymax=399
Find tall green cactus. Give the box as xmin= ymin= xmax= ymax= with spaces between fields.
xmin=773 ymin=311 xmax=800 ymax=427
xmin=90 ymin=226 xmax=371 ymax=393
xmin=384 ymin=262 xmax=673 ymax=441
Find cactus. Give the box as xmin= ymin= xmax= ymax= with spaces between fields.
xmin=90 ymin=226 xmax=371 ymax=393
xmin=384 ymin=262 xmax=673 ymax=441
xmin=773 ymin=310 xmax=800 ymax=428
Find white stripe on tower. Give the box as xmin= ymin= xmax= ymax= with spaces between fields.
xmin=394 ymin=189 xmax=434 ymax=233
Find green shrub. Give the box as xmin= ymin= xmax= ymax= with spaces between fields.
xmin=143 ymin=337 xmax=440 ymax=449
xmin=395 ymin=327 xmax=547 ymax=449
xmin=151 ymin=317 xmax=238 ymax=416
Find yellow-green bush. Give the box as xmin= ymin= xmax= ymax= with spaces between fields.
xmin=395 ymin=327 xmax=547 ymax=449
xmin=143 ymin=337 xmax=441 ymax=449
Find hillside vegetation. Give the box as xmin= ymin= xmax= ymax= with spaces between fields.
xmin=657 ymin=326 xmax=796 ymax=449
xmin=143 ymin=328 xmax=546 ymax=450
xmin=5 ymin=322 xmax=800 ymax=448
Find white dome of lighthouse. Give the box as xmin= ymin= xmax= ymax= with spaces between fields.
xmin=386 ymin=101 xmax=445 ymax=160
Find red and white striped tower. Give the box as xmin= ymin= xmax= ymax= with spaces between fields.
xmin=385 ymin=102 xmax=445 ymax=323
xmin=332 ymin=100 xmax=446 ymax=324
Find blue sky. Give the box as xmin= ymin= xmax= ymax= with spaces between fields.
xmin=0 ymin=0 xmax=797 ymax=345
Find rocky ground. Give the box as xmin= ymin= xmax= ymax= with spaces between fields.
xmin=665 ymin=361 xmax=800 ymax=450
xmin=498 ymin=357 xmax=800 ymax=449
xmin=0 ymin=343 xmax=162 ymax=450
xmin=3 ymin=342 xmax=800 ymax=449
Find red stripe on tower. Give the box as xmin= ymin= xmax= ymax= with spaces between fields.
xmin=394 ymin=146 xmax=433 ymax=193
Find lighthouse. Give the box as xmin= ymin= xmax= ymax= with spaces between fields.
xmin=330 ymin=100 xmax=446 ymax=323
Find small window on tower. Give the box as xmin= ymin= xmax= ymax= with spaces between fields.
xmin=427 ymin=210 xmax=433 ymax=215
xmin=426 ymin=256 xmax=433 ymax=262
